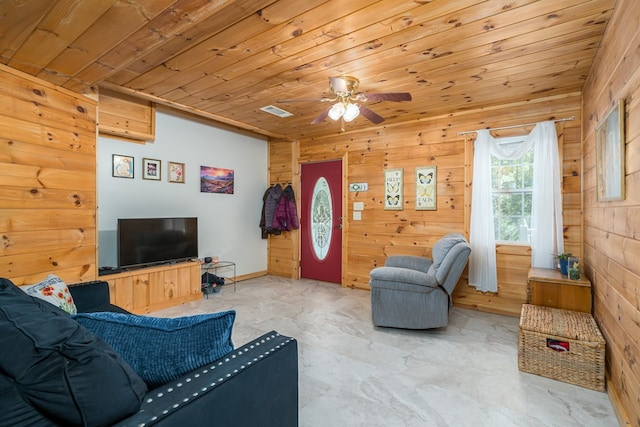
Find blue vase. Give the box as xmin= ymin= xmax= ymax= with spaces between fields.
xmin=559 ymin=259 xmax=568 ymax=275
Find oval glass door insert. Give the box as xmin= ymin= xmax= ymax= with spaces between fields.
xmin=310 ymin=177 xmax=332 ymax=260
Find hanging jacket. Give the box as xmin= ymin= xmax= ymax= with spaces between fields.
xmin=264 ymin=184 xmax=283 ymax=234
xmin=259 ymin=186 xmax=271 ymax=239
xmin=272 ymin=185 xmax=299 ymax=231
xmin=284 ymin=185 xmax=300 ymax=230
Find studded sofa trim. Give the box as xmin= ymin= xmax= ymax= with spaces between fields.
xmin=113 ymin=331 xmax=299 ymax=427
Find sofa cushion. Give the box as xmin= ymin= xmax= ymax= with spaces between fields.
xmin=73 ymin=310 xmax=236 ymax=388
xmin=0 ymin=278 xmax=147 ymax=427
xmin=23 ymin=274 xmax=77 ymax=314
xmin=0 ymin=374 xmax=53 ymax=426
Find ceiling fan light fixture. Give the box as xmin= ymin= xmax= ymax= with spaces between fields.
xmin=328 ymin=102 xmax=345 ymax=121
xmin=343 ymin=103 xmax=360 ymax=122
xmin=281 ymin=75 xmax=412 ymax=130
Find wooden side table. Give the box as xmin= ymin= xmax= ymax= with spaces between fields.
xmin=527 ymin=267 xmax=592 ymax=313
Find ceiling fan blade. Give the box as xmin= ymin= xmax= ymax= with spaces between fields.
xmin=361 ymin=92 xmax=412 ymax=102
xmin=359 ymin=105 xmax=385 ymax=124
xmin=311 ymin=107 xmax=331 ymax=124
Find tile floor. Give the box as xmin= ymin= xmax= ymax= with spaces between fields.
xmin=154 ymin=276 xmax=619 ymax=427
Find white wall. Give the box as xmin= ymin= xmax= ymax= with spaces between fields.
xmin=98 ymin=107 xmax=268 ymax=275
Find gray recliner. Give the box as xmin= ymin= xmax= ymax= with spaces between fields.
xmin=369 ymin=233 xmax=471 ymax=329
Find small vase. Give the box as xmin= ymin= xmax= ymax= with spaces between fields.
xmin=559 ymin=259 xmax=568 ymax=275
xmin=568 ymin=256 xmax=581 ymax=280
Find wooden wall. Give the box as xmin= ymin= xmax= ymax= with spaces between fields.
xmin=0 ymin=64 xmax=98 ymax=285
xmin=98 ymin=88 xmax=156 ymax=142
xmin=268 ymin=138 xmax=300 ymax=278
xmin=582 ymin=0 xmax=640 ymax=423
xmin=268 ymin=92 xmax=583 ymax=317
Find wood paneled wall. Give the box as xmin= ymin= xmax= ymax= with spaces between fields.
xmin=269 ymin=93 xmax=583 ymax=318
xmin=0 ymin=64 xmax=98 ymax=285
xmin=98 ymin=88 xmax=156 ymax=142
xmin=268 ymin=139 xmax=300 ymax=278
xmin=582 ymin=0 xmax=640 ymax=423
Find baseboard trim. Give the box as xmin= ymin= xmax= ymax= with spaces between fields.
xmin=607 ymin=373 xmax=632 ymax=426
xmin=237 ymin=270 xmax=268 ymax=282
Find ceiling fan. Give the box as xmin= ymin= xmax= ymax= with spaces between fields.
xmin=278 ymin=76 xmax=412 ymax=130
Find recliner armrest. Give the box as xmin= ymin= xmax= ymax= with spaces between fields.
xmin=384 ymin=255 xmax=432 ymax=273
xmin=370 ymin=266 xmax=438 ymax=289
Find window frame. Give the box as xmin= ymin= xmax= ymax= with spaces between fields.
xmin=490 ymin=137 xmax=533 ymax=244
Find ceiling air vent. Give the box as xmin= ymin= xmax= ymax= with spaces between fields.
xmin=260 ymin=105 xmax=293 ymax=118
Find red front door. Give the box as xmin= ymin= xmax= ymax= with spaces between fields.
xmin=300 ymin=160 xmax=342 ymax=283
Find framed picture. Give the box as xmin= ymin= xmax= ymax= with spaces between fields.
xmin=200 ymin=166 xmax=234 ymax=194
xmin=384 ymin=168 xmax=403 ymax=210
xmin=416 ymin=166 xmax=437 ymax=210
xmin=112 ymin=154 xmax=134 ymax=179
xmin=596 ymin=99 xmax=625 ymax=202
xmin=168 ymin=161 xmax=185 ymax=183
xmin=142 ymin=158 xmax=161 ymax=180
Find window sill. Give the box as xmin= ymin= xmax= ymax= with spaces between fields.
xmin=495 ymin=241 xmax=531 ymax=248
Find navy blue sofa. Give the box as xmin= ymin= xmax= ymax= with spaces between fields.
xmin=0 ymin=279 xmax=299 ymax=427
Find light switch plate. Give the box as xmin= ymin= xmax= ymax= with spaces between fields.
xmin=353 ymin=211 xmax=362 ymax=220
xmin=353 ymin=202 xmax=364 ymax=211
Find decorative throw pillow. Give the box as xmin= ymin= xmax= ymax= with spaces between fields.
xmin=0 ymin=278 xmax=147 ymax=427
xmin=73 ymin=310 xmax=236 ymax=388
xmin=23 ymin=274 xmax=77 ymax=314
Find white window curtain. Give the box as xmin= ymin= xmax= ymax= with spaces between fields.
xmin=468 ymin=121 xmax=563 ymax=292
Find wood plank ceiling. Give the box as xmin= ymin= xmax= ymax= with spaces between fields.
xmin=0 ymin=0 xmax=616 ymax=141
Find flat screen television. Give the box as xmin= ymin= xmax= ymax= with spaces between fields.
xmin=117 ymin=217 xmax=198 ymax=269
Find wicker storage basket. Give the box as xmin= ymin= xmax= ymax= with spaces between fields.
xmin=518 ymin=304 xmax=605 ymax=391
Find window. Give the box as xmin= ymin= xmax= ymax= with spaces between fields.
xmin=491 ymin=140 xmax=533 ymax=243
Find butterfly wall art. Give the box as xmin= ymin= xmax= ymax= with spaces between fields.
xmin=384 ymin=168 xmax=403 ymax=210
xmin=416 ymin=166 xmax=437 ymax=210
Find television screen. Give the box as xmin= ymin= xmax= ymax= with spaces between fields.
xmin=117 ymin=217 xmax=198 ymax=269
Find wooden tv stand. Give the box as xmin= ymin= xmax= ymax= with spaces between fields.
xmin=100 ymin=260 xmax=201 ymax=314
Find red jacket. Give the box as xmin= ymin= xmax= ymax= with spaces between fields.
xmin=272 ymin=185 xmax=299 ymax=231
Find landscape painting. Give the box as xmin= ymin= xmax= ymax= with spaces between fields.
xmin=200 ymin=166 xmax=234 ymax=194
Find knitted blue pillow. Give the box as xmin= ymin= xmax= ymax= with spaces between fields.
xmin=73 ymin=311 xmax=235 ymax=388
